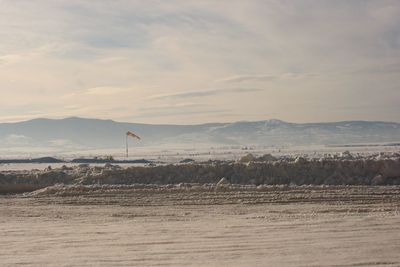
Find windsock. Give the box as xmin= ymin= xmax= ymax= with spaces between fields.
xmin=126 ymin=131 xmax=141 ymax=140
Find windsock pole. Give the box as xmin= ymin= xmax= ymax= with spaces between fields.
xmin=126 ymin=134 xmax=128 ymax=158
xmin=125 ymin=131 xmax=140 ymax=158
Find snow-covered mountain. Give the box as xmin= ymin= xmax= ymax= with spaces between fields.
xmin=0 ymin=117 xmax=399 ymax=152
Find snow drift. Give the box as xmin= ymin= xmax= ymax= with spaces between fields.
xmin=1 ymin=154 xmax=400 ymax=194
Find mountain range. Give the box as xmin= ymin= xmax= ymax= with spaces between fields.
xmin=1 ymin=117 xmax=399 ymax=153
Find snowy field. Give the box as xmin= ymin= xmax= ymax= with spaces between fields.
xmin=1 ymin=143 xmax=399 ymax=171
xmin=1 ymin=186 xmax=399 ymax=266
xmin=1 ymin=145 xmax=399 ymax=266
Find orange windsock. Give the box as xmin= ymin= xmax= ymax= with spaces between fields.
xmin=126 ymin=131 xmax=141 ymax=140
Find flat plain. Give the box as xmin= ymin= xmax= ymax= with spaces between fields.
xmin=1 ymin=186 xmax=399 ymax=266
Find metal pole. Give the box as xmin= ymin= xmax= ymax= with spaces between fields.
xmin=126 ymin=134 xmax=128 ymax=158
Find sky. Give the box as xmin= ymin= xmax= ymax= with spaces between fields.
xmin=0 ymin=0 xmax=399 ymax=124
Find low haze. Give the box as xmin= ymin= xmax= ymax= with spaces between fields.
xmin=1 ymin=0 xmax=399 ymax=124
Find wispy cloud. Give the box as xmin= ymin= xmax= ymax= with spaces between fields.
xmin=348 ymin=61 xmax=400 ymax=75
xmin=217 ymin=73 xmax=318 ymax=84
xmin=0 ymin=1 xmax=399 ymax=123
xmin=134 ymin=108 xmax=232 ymax=119
xmin=147 ymin=88 xmax=263 ymax=100
xmin=84 ymin=87 xmax=132 ymax=96
xmin=138 ymin=102 xmax=206 ymax=111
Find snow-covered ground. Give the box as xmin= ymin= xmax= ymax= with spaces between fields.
xmin=1 ymin=146 xmax=399 ymax=266
xmin=1 ymin=187 xmax=399 ymax=266
xmin=1 ymin=143 xmax=399 ymax=171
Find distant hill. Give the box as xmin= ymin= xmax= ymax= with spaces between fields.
xmin=0 ymin=117 xmax=399 ymax=153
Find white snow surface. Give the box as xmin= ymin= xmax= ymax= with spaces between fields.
xmin=1 ymin=187 xmax=399 ymax=266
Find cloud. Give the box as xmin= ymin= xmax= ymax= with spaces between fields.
xmin=0 ymin=54 xmax=24 ymax=65
xmin=217 ymin=72 xmax=318 ymax=84
xmin=5 ymin=134 xmax=32 ymax=145
xmin=0 ymin=1 xmax=399 ymax=124
xmin=349 ymin=61 xmax=400 ymax=75
xmin=131 ymin=101 xmax=235 ymax=120
xmin=84 ymin=87 xmax=132 ymax=96
xmin=134 ymin=108 xmax=232 ymax=119
xmin=138 ymin=102 xmax=207 ymax=111
xmin=217 ymin=74 xmax=277 ymax=84
xmin=147 ymin=87 xmax=263 ymax=100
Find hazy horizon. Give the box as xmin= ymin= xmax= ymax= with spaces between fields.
xmin=2 ymin=116 xmax=400 ymax=126
xmin=1 ymin=1 xmax=399 ymax=124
